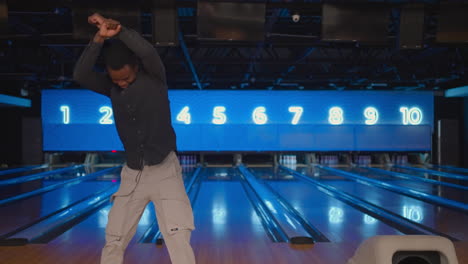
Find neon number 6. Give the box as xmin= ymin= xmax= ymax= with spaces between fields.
xmin=253 ymin=107 xmax=268 ymax=125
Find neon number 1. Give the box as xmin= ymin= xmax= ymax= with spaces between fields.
xmin=99 ymin=106 xmax=114 ymax=124
xmin=400 ymin=107 xmax=423 ymax=125
xmin=212 ymin=106 xmax=227 ymax=125
xmin=177 ymin=106 xmax=191 ymax=124
xmin=60 ymin=105 xmax=70 ymax=124
xmin=364 ymin=107 xmax=379 ymax=125
xmin=289 ymin=106 xmax=303 ymax=125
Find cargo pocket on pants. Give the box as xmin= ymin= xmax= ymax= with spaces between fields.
xmin=110 ymin=165 xmax=140 ymax=202
xmin=161 ymin=199 xmax=195 ymax=236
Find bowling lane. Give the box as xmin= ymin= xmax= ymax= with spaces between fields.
xmin=0 ymin=166 xmax=98 ymax=200
xmin=0 ymin=167 xmax=51 ymax=180
xmin=383 ymin=167 xmax=468 ymax=186
xmin=345 ymin=167 xmax=468 ymax=204
xmin=249 ymin=167 xmax=403 ymax=243
xmin=0 ymin=172 xmax=118 ymax=236
xmin=49 ymin=167 xmax=196 ymax=244
xmin=298 ymin=166 xmax=468 ymax=241
xmin=426 ymin=166 xmax=468 ymax=176
xmin=190 ymin=167 xmax=270 ymax=244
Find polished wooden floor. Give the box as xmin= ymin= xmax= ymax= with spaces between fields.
xmin=1 ymin=240 xmax=467 ymax=264
xmin=1 ymin=165 xmax=467 ymax=263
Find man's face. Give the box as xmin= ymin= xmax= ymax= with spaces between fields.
xmin=108 ymin=64 xmax=138 ymax=89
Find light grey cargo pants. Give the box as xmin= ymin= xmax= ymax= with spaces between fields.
xmin=100 ymin=151 xmax=196 ymax=264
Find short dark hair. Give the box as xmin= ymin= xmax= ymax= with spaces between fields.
xmin=103 ymin=39 xmax=138 ymax=70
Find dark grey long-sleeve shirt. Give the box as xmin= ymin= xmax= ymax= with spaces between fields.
xmin=73 ymin=26 xmax=176 ymax=170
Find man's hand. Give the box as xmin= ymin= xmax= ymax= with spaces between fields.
xmin=89 ymin=13 xmax=121 ymax=42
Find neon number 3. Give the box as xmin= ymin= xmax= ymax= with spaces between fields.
xmin=364 ymin=107 xmax=379 ymax=125
xmin=60 ymin=105 xmax=70 ymax=124
xmin=177 ymin=106 xmax=191 ymax=124
xmin=289 ymin=106 xmax=303 ymax=125
xmin=212 ymin=106 xmax=227 ymax=125
xmin=253 ymin=107 xmax=268 ymax=125
xmin=328 ymin=107 xmax=344 ymax=125
xmin=99 ymin=106 xmax=114 ymax=124
xmin=400 ymin=107 xmax=422 ymax=125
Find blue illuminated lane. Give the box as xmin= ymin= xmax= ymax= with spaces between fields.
xmin=386 ymin=167 xmax=468 ymax=186
xmin=0 ymin=167 xmax=104 ymax=200
xmin=298 ymin=167 xmax=468 ymax=240
xmin=347 ymin=167 xmax=468 ymax=204
xmin=0 ymin=167 xmax=51 ymax=181
xmin=0 ymin=179 xmax=117 ymax=236
xmin=250 ymin=167 xmax=402 ymax=243
xmin=189 ymin=168 xmax=269 ymax=243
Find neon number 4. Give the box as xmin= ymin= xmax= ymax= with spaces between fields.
xmin=177 ymin=106 xmax=191 ymax=124
xmin=212 ymin=106 xmax=227 ymax=125
xmin=289 ymin=106 xmax=303 ymax=125
xmin=99 ymin=106 xmax=114 ymax=124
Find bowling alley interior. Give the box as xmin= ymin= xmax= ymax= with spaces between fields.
xmin=1 ymin=1 xmax=468 ymax=263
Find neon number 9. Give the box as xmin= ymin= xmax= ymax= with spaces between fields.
xmin=212 ymin=106 xmax=227 ymax=125
xmin=253 ymin=107 xmax=268 ymax=125
xmin=328 ymin=107 xmax=344 ymax=125
xmin=99 ymin=106 xmax=114 ymax=124
xmin=288 ymin=106 xmax=303 ymax=125
xmin=60 ymin=105 xmax=70 ymax=124
xmin=364 ymin=107 xmax=379 ymax=125
xmin=177 ymin=106 xmax=191 ymax=124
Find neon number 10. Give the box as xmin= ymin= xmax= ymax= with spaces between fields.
xmin=99 ymin=106 xmax=114 ymax=124
xmin=364 ymin=107 xmax=379 ymax=125
xmin=400 ymin=107 xmax=422 ymax=125
xmin=60 ymin=105 xmax=70 ymax=124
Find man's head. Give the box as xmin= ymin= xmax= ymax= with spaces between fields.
xmin=103 ymin=39 xmax=138 ymax=89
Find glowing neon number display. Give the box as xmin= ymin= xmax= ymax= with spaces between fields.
xmin=364 ymin=107 xmax=379 ymax=125
xmin=99 ymin=106 xmax=114 ymax=124
xmin=177 ymin=106 xmax=191 ymax=124
xmin=400 ymin=107 xmax=423 ymax=125
xmin=288 ymin=106 xmax=303 ymax=125
xmin=328 ymin=107 xmax=344 ymax=125
xmin=253 ymin=107 xmax=268 ymax=125
xmin=60 ymin=105 xmax=70 ymax=124
xmin=212 ymin=106 xmax=227 ymax=125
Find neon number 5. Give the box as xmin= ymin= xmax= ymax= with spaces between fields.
xmin=212 ymin=106 xmax=227 ymax=125
xmin=289 ymin=106 xmax=303 ymax=125
xmin=253 ymin=107 xmax=268 ymax=125
xmin=364 ymin=107 xmax=379 ymax=125
xmin=99 ymin=106 xmax=114 ymax=124
xmin=177 ymin=106 xmax=191 ymax=124
xmin=328 ymin=107 xmax=344 ymax=125
xmin=60 ymin=105 xmax=70 ymax=124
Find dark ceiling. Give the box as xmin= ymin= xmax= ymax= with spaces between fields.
xmin=1 ymin=0 xmax=468 ymax=98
